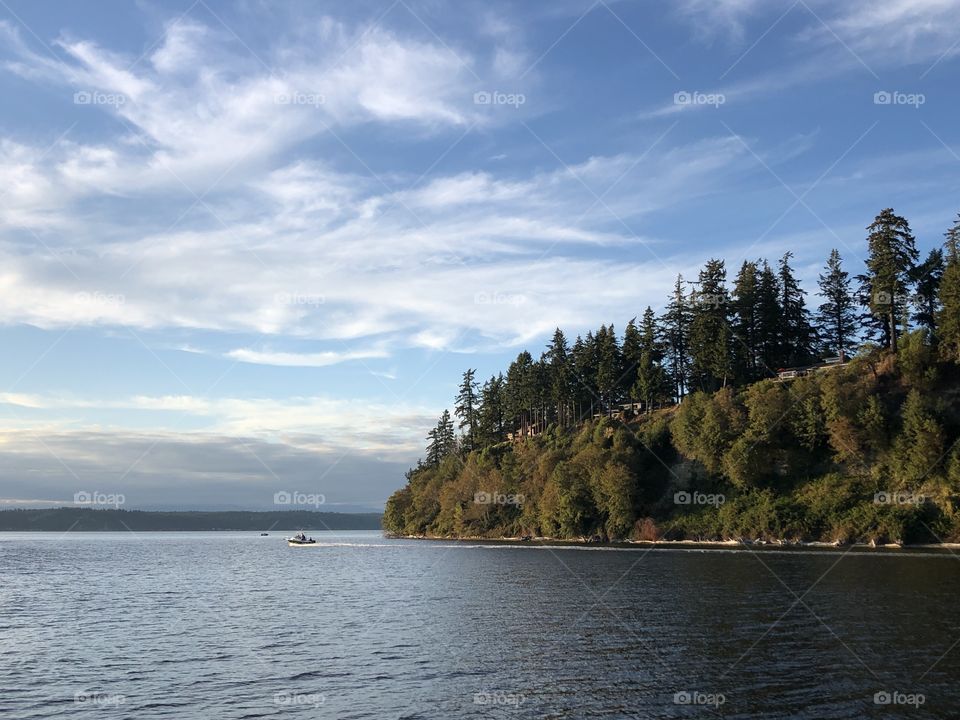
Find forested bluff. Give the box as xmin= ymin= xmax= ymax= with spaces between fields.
xmin=384 ymin=209 xmax=960 ymax=545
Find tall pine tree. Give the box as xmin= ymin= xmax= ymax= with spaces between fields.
xmin=862 ymin=208 xmax=919 ymax=352
xmin=662 ymin=275 xmax=692 ymax=400
xmin=755 ymin=261 xmax=782 ymax=374
xmin=778 ymin=252 xmax=816 ymax=367
xmin=910 ymin=248 xmax=944 ymax=335
xmin=731 ymin=260 xmax=760 ymax=382
xmin=632 ymin=307 xmax=669 ymax=411
xmin=454 ymin=369 xmax=479 ymax=451
xmin=939 ymin=215 xmax=960 ymax=363
xmin=816 ymin=249 xmax=857 ymax=360
xmin=545 ymin=328 xmax=573 ymax=425
xmin=689 ymin=259 xmax=732 ymax=391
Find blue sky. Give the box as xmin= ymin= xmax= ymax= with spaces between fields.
xmin=0 ymin=0 xmax=958 ymax=510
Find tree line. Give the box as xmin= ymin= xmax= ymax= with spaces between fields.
xmin=422 ymin=209 xmax=960 ymax=466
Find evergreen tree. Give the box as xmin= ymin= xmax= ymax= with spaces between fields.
xmin=476 ymin=374 xmax=506 ymax=446
xmin=571 ymin=334 xmax=597 ymax=419
xmin=731 ymin=260 xmax=760 ymax=382
xmin=894 ymin=391 xmax=944 ymax=485
xmin=863 ymin=208 xmax=919 ymax=352
xmin=755 ymin=261 xmax=782 ymax=373
xmin=595 ymin=324 xmax=623 ymax=414
xmin=689 ymin=259 xmax=732 ymax=391
xmin=546 ymin=328 xmax=573 ymax=425
xmin=505 ymin=351 xmax=535 ymax=432
xmin=632 ymin=307 xmax=669 ymax=411
xmin=454 ymin=369 xmax=479 ymax=451
xmin=662 ymin=275 xmax=692 ymax=400
xmin=816 ymin=249 xmax=857 ymax=360
xmin=910 ymin=248 xmax=944 ymax=334
xmin=425 ymin=410 xmax=456 ymax=465
xmin=620 ymin=318 xmax=642 ymax=399
xmin=778 ymin=252 xmax=817 ymax=367
xmin=940 ymin=215 xmax=960 ymax=363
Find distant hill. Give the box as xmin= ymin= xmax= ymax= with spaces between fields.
xmin=0 ymin=507 xmax=383 ymax=531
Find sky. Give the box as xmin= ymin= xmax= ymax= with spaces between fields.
xmin=0 ymin=0 xmax=958 ymax=511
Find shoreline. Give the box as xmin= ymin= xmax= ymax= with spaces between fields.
xmin=395 ymin=534 xmax=960 ymax=551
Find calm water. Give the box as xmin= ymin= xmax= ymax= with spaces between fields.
xmin=2 ymin=531 xmax=959 ymax=719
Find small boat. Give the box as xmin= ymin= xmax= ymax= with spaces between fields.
xmin=287 ymin=532 xmax=317 ymax=546
xmin=260 ymin=532 xmax=269 ymax=536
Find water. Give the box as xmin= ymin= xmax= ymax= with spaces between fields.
xmin=2 ymin=531 xmax=958 ymax=719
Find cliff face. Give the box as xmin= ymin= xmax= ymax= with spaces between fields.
xmin=384 ymin=349 xmax=960 ymax=545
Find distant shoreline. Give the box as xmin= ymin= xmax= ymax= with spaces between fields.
xmin=0 ymin=507 xmax=383 ymax=532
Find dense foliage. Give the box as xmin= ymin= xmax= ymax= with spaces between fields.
xmin=385 ymin=209 xmax=960 ymax=544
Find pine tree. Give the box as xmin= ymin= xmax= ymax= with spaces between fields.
xmin=454 ymin=369 xmax=479 ymax=451
xmin=731 ymin=260 xmax=760 ymax=382
xmin=755 ymin=261 xmax=782 ymax=374
xmin=778 ymin=252 xmax=816 ymax=367
xmin=505 ymin=351 xmax=535 ymax=433
xmin=476 ymin=374 xmax=506 ymax=446
xmin=689 ymin=259 xmax=732 ymax=391
xmin=571 ymin=334 xmax=596 ymax=419
xmin=633 ymin=307 xmax=669 ymax=411
xmin=863 ymin=208 xmax=919 ymax=352
xmin=939 ymin=215 xmax=960 ymax=363
xmin=816 ymin=249 xmax=857 ymax=361
xmin=910 ymin=248 xmax=944 ymax=334
xmin=425 ymin=410 xmax=456 ymax=465
xmin=620 ymin=318 xmax=642 ymax=399
xmin=661 ymin=275 xmax=692 ymax=400
xmin=595 ymin=324 xmax=623 ymax=414
xmin=894 ymin=391 xmax=944 ymax=484
xmin=545 ymin=328 xmax=572 ymax=425
xmin=639 ymin=306 xmax=664 ymax=364
xmin=440 ymin=409 xmax=456 ymax=455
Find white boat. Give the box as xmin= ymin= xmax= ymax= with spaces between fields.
xmin=287 ymin=532 xmax=317 ymax=546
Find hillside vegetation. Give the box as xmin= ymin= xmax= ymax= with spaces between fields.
xmin=384 ymin=209 xmax=960 ymax=544
xmin=385 ymin=349 xmax=960 ymax=544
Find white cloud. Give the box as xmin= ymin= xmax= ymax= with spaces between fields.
xmin=674 ymin=0 xmax=960 ymax=66
xmin=809 ymin=0 xmax=960 ymax=65
xmin=0 ymin=131 xmax=750 ymax=349
xmin=224 ymin=347 xmax=388 ymax=367
xmin=0 ymin=390 xmax=437 ymax=455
